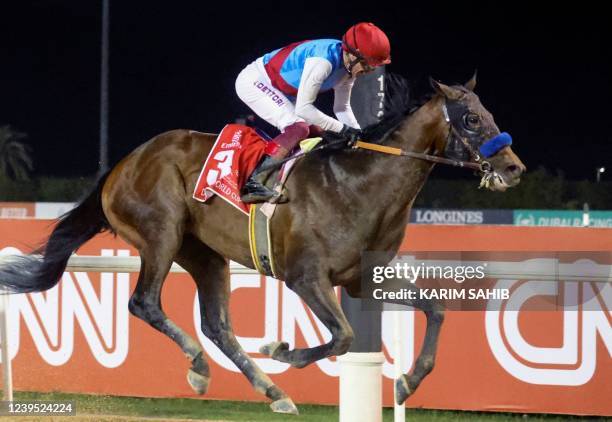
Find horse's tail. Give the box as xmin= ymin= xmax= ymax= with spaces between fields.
xmin=0 ymin=172 xmax=112 ymax=293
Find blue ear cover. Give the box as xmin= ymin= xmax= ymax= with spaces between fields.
xmin=479 ymin=132 xmax=512 ymax=158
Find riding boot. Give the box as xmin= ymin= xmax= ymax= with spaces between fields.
xmin=241 ymin=122 xmax=310 ymax=204
xmin=240 ymin=155 xmax=285 ymax=203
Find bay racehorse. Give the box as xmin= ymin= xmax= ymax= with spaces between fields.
xmin=0 ymin=74 xmax=525 ymax=414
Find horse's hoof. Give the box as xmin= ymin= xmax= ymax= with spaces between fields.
xmin=395 ymin=375 xmax=411 ymax=405
xmin=187 ymin=369 xmax=210 ymax=395
xmin=260 ymin=341 xmax=289 ymax=358
xmin=270 ymin=397 xmax=299 ymax=415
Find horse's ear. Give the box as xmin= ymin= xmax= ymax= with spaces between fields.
xmin=429 ymin=77 xmax=462 ymax=99
xmin=464 ymin=70 xmax=477 ymax=91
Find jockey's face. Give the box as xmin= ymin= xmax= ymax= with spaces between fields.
xmin=343 ymin=52 xmax=377 ymax=77
xmin=353 ymin=59 xmax=375 ymax=76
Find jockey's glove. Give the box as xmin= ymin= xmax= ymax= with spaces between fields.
xmin=339 ymin=124 xmax=362 ymax=145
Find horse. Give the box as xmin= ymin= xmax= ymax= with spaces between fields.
xmin=0 ymin=74 xmax=525 ymax=414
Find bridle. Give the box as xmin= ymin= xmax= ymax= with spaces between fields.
xmin=440 ymin=97 xmax=492 ymax=172
xmin=353 ymin=97 xmax=492 ymax=173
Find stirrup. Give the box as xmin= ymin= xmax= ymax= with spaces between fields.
xmin=240 ymin=180 xmax=282 ymax=204
xmin=240 ymin=154 xmax=286 ymax=204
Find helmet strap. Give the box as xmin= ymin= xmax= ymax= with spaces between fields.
xmin=342 ymin=34 xmax=366 ymax=77
xmin=344 ymin=53 xmax=362 ymax=77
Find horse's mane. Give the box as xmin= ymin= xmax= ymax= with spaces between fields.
xmin=323 ymin=73 xmax=432 ymax=147
xmin=361 ymin=73 xmax=428 ymax=143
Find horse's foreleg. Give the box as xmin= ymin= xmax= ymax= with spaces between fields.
xmin=128 ymin=232 xmax=210 ymax=394
xmin=188 ymin=246 xmax=298 ymax=415
xmin=351 ymin=283 xmax=444 ymax=405
xmin=260 ymin=277 xmax=354 ymax=369
xmin=395 ymin=294 xmax=444 ymax=404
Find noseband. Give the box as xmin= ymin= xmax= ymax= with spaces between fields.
xmin=353 ymin=98 xmax=512 ymax=185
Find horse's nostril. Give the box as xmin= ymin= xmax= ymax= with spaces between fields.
xmin=506 ymin=165 xmax=520 ymax=175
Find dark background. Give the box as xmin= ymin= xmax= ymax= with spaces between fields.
xmin=1 ymin=1 xmax=610 ymax=180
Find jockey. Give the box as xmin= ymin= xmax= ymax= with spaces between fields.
xmin=235 ymin=22 xmax=391 ymax=203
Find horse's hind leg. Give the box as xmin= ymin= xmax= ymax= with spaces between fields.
xmin=102 ymin=142 xmax=211 ymax=394
xmin=127 ymin=231 xmax=210 ymax=394
xmin=174 ymin=235 xmax=298 ymax=415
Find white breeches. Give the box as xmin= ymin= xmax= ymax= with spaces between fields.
xmin=235 ymin=58 xmax=304 ymax=132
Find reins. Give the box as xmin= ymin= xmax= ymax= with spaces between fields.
xmin=256 ymin=132 xmax=488 ymax=174
xmin=351 ymin=140 xmax=484 ymax=171
xmin=350 ymin=99 xmax=493 ymax=174
xmin=256 ymin=100 xmax=495 ymax=175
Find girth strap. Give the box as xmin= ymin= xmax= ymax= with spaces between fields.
xmin=248 ymin=202 xmax=278 ymax=278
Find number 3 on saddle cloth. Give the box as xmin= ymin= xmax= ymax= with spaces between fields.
xmin=193 ymin=124 xmax=292 ymax=215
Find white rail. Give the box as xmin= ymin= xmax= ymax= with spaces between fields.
xmin=1 ymin=254 xmax=610 ymax=418
xmin=2 ymin=255 xmax=609 ymax=281
xmin=0 ymin=255 xmax=254 ymax=274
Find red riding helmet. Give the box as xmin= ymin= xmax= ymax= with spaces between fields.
xmin=342 ymin=22 xmax=391 ymax=66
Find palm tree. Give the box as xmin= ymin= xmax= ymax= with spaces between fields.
xmin=0 ymin=125 xmax=33 ymax=181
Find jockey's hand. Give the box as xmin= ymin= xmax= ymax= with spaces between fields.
xmin=339 ymin=125 xmax=362 ymax=145
xmin=308 ymin=124 xmax=325 ymax=137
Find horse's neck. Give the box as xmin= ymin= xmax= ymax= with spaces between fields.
xmin=386 ymin=97 xmax=446 ymax=155
xmin=358 ymin=98 xmax=446 ymax=212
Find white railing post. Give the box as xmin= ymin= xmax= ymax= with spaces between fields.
xmin=393 ymin=311 xmax=405 ymax=421
xmin=0 ymin=288 xmax=13 ymax=401
xmin=339 ymin=290 xmax=383 ymax=422
xmin=339 ymin=352 xmax=385 ymax=422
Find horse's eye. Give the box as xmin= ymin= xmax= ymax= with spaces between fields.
xmin=463 ymin=113 xmax=480 ymax=128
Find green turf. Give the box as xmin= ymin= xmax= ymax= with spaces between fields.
xmin=7 ymin=391 xmax=606 ymax=421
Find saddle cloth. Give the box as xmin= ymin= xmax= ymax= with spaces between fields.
xmin=193 ymin=123 xmax=321 ymax=216
xmin=193 ymin=124 xmax=267 ymax=215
